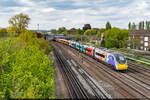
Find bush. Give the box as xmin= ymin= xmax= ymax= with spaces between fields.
xmin=0 ymin=28 xmax=7 ymax=37
xmin=17 ymin=30 xmax=39 ymax=47
xmin=39 ymin=39 xmax=51 ymax=54
xmin=17 ymin=30 xmax=50 ymax=54
xmin=0 ymin=38 xmax=55 ymax=99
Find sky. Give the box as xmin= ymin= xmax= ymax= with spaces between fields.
xmin=0 ymin=0 xmax=150 ymax=30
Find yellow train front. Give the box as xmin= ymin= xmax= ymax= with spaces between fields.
xmin=112 ymin=53 xmax=128 ymax=70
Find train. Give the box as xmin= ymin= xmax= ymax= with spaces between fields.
xmin=55 ymin=38 xmax=128 ymax=71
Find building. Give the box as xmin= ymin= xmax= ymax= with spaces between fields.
xmin=129 ymin=30 xmax=150 ymax=51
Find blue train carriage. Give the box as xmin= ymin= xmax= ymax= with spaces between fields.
xmin=94 ymin=48 xmax=128 ymax=70
xmin=82 ymin=45 xmax=88 ymax=53
xmin=79 ymin=43 xmax=85 ymax=52
xmin=74 ymin=42 xmax=80 ymax=50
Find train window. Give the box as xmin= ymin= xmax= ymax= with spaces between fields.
xmin=79 ymin=45 xmax=82 ymax=48
xmin=114 ymin=54 xmax=126 ymax=64
xmin=86 ymin=49 xmax=92 ymax=52
xmin=96 ymin=52 xmax=105 ymax=58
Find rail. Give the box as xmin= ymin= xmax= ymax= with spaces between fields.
xmin=126 ymin=56 xmax=150 ymax=65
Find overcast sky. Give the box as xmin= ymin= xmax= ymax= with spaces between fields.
xmin=0 ymin=0 xmax=150 ymax=30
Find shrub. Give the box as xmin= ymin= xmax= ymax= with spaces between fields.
xmin=0 ymin=38 xmax=55 ymax=99
xmin=39 ymin=39 xmax=51 ymax=54
xmin=17 ymin=30 xmax=40 ymax=48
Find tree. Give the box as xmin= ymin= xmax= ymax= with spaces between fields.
xmin=57 ymin=27 xmax=67 ymax=34
xmin=106 ymin=21 xmax=111 ymax=30
xmin=0 ymin=28 xmax=7 ymax=37
xmin=139 ymin=22 xmax=142 ymax=30
xmin=139 ymin=21 xmax=144 ymax=30
xmin=9 ymin=13 xmax=30 ymax=34
xmin=50 ymin=29 xmax=57 ymax=34
xmin=62 ymin=30 xmax=67 ymax=35
xmin=96 ymin=28 xmax=106 ymax=38
xmin=128 ymin=22 xmax=131 ymax=30
xmin=77 ymin=28 xmax=84 ymax=35
xmin=146 ymin=21 xmax=150 ymax=30
xmin=142 ymin=21 xmax=144 ymax=29
xmin=132 ymin=22 xmax=136 ymax=30
xmin=104 ymin=27 xmax=130 ymax=48
xmin=83 ymin=24 xmax=91 ymax=31
xmin=84 ymin=29 xmax=97 ymax=36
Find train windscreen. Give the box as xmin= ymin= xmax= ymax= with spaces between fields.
xmin=114 ymin=54 xmax=126 ymax=64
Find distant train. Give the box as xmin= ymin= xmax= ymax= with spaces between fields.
xmin=55 ymin=38 xmax=128 ymax=71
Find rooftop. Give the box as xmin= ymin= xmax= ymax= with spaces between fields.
xmin=130 ymin=30 xmax=150 ymax=36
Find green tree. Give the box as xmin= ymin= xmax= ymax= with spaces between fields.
xmin=57 ymin=27 xmax=66 ymax=34
xmin=0 ymin=28 xmax=7 ymax=37
xmin=83 ymin=24 xmax=91 ymax=31
xmin=9 ymin=13 xmax=30 ymax=34
xmin=142 ymin=21 xmax=144 ymax=29
xmin=106 ymin=21 xmax=111 ymax=30
xmin=50 ymin=29 xmax=57 ymax=34
xmin=104 ymin=27 xmax=130 ymax=48
xmin=139 ymin=21 xmax=144 ymax=30
xmin=84 ymin=29 xmax=97 ymax=36
xmin=146 ymin=21 xmax=150 ymax=30
xmin=62 ymin=30 xmax=67 ymax=35
xmin=128 ymin=22 xmax=132 ymax=30
xmin=139 ymin=22 xmax=141 ymax=30
xmin=132 ymin=22 xmax=136 ymax=30
xmin=96 ymin=28 xmax=106 ymax=38
xmin=77 ymin=28 xmax=84 ymax=35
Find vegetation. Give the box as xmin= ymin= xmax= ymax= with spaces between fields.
xmin=0 ymin=28 xmax=7 ymax=37
xmin=0 ymin=13 xmax=55 ymax=99
xmin=50 ymin=29 xmax=57 ymax=34
xmin=7 ymin=27 xmax=18 ymax=36
xmin=84 ymin=29 xmax=97 ymax=36
xmin=104 ymin=27 xmax=130 ymax=48
xmin=9 ymin=13 xmax=30 ymax=34
xmin=77 ymin=28 xmax=84 ymax=35
xmin=83 ymin=24 xmax=91 ymax=31
xmin=57 ymin=27 xmax=67 ymax=34
xmin=128 ymin=22 xmax=131 ymax=30
xmin=139 ymin=21 xmax=144 ymax=30
xmin=128 ymin=22 xmax=136 ymax=30
xmin=96 ymin=28 xmax=106 ymax=38
xmin=128 ymin=21 xmax=150 ymax=30
xmin=146 ymin=21 xmax=150 ymax=30
xmin=106 ymin=21 xmax=111 ymax=30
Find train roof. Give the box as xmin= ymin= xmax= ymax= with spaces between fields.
xmin=95 ymin=48 xmax=116 ymax=53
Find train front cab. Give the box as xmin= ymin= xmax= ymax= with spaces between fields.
xmin=114 ymin=53 xmax=127 ymax=70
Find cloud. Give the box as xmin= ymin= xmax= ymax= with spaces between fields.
xmin=0 ymin=0 xmax=150 ymax=30
xmin=42 ymin=8 xmax=56 ymax=13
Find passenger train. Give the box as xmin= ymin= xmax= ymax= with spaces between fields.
xmin=55 ymin=38 xmax=128 ymax=71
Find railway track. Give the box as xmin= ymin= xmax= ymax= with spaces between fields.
xmin=55 ymin=42 xmax=150 ymax=98
xmin=53 ymin=43 xmax=112 ymax=99
xmin=53 ymin=47 xmax=89 ymax=99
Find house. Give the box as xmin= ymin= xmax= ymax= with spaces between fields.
xmin=129 ymin=30 xmax=150 ymax=51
